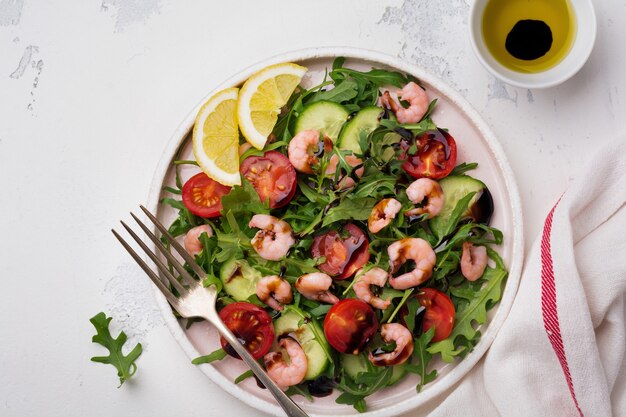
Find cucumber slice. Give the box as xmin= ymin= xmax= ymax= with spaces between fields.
xmin=219 ymin=259 xmax=261 ymax=301
xmin=341 ymin=353 xmax=406 ymax=385
xmin=341 ymin=353 xmax=369 ymax=380
xmin=273 ymin=312 xmax=331 ymax=380
xmin=338 ymin=106 xmax=382 ymax=154
xmin=429 ymin=175 xmax=486 ymax=240
xmin=387 ymin=363 xmax=408 ymax=386
xmin=294 ymin=101 xmax=349 ymax=141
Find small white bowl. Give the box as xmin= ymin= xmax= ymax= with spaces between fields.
xmin=469 ymin=0 xmax=597 ymax=89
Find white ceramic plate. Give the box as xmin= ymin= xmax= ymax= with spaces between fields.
xmin=146 ymin=47 xmax=523 ymax=417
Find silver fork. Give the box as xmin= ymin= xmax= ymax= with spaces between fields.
xmin=112 ymin=205 xmax=309 ymax=417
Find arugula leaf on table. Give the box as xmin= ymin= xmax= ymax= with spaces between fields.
xmin=90 ymin=312 xmax=142 ymax=387
xmin=427 ymin=264 xmax=508 ymax=362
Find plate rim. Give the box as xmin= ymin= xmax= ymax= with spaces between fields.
xmin=145 ymin=46 xmax=524 ymax=417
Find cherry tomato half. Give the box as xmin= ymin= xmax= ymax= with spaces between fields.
xmin=402 ymin=129 xmax=457 ymax=180
xmin=240 ymin=151 xmax=297 ymax=209
xmin=181 ymin=172 xmax=231 ymax=218
xmin=402 ymin=288 xmax=455 ymax=342
xmin=218 ymin=301 xmax=274 ymax=360
xmin=324 ymin=299 xmax=378 ymax=354
xmin=311 ymin=223 xmax=370 ymax=280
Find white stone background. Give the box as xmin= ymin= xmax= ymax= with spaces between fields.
xmin=0 ymin=0 xmax=624 ymax=416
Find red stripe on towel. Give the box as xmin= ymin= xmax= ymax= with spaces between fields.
xmin=541 ymin=201 xmax=583 ymax=417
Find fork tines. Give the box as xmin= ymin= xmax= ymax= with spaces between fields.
xmin=111 ymin=206 xmax=204 ymax=307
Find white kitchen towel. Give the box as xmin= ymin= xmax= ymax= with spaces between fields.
xmin=428 ymin=135 xmax=626 ymax=417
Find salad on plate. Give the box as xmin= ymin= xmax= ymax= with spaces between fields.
xmin=160 ymin=58 xmax=508 ymax=412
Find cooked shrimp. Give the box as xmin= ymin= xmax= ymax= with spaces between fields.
xmin=249 ymin=214 xmax=295 ymax=261
xmin=295 ymin=272 xmax=339 ymax=304
xmin=264 ymin=337 xmax=308 ymax=390
xmin=288 ymin=129 xmax=325 ymax=174
xmin=387 ymin=238 xmax=436 ymax=289
xmin=380 ymin=81 xmax=429 ymax=124
xmin=183 ymin=225 xmax=213 ymax=256
xmin=368 ymin=198 xmax=402 ymax=233
xmin=405 ymin=178 xmax=445 ymax=218
xmin=353 ymin=267 xmax=391 ymax=309
xmin=256 ymin=275 xmax=293 ymax=311
xmin=461 ymin=242 xmax=488 ymax=281
xmin=369 ymin=323 xmax=414 ymax=366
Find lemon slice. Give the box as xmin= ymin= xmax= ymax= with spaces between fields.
xmin=192 ymin=88 xmax=241 ymax=186
xmin=238 ymin=62 xmax=308 ymax=149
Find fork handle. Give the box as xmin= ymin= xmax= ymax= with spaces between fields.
xmin=203 ymin=310 xmax=310 ymax=417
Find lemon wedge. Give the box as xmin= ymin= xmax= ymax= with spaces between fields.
xmin=238 ymin=62 xmax=307 ymax=149
xmin=192 ymin=87 xmax=241 ymax=186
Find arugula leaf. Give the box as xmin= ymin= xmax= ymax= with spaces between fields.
xmin=449 ymin=162 xmax=479 ymax=176
xmin=234 ymin=369 xmax=254 ymax=384
xmin=297 ymin=178 xmax=331 ymax=204
xmin=285 ymin=384 xmax=314 ymax=401
xmin=322 ymin=197 xmax=376 ymax=227
xmin=309 ymin=79 xmax=358 ymax=103
xmin=427 ymin=265 xmax=508 ymax=362
xmin=238 ymin=140 xmax=287 ymax=163
xmin=220 ymin=180 xmax=269 ymax=217
xmin=90 ymin=312 xmax=142 ymax=386
xmin=335 ymin=392 xmax=367 ymax=413
xmin=352 ymin=171 xmax=397 ymax=199
xmin=404 ymin=297 xmax=422 ymax=333
xmin=405 ymin=327 xmax=437 ymax=392
xmin=160 ymin=197 xmax=198 ymax=239
xmin=335 ymin=366 xmax=392 ymax=412
xmin=432 ymin=192 xmax=476 ymax=243
xmin=192 ymin=348 xmax=227 ymax=365
xmin=332 ymin=67 xmax=413 ymax=88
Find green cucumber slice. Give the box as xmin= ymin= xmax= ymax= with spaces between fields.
xmin=341 ymin=352 xmax=406 ymax=385
xmin=341 ymin=352 xmax=369 ymax=380
xmin=294 ymin=101 xmax=349 ymax=141
xmin=338 ymin=106 xmax=382 ymax=154
xmin=273 ymin=312 xmax=331 ymax=380
xmin=219 ymin=259 xmax=261 ymax=301
xmin=429 ymin=175 xmax=486 ymax=240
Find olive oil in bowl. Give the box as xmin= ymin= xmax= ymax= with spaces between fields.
xmin=482 ymin=0 xmax=576 ymax=73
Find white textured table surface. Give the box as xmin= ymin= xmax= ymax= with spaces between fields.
xmin=1 ymin=1 xmax=624 ymax=416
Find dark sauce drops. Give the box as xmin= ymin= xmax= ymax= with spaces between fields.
xmin=223 ymin=336 xmax=247 ymax=358
xmin=307 ymin=376 xmax=335 ymax=398
xmin=505 ymin=19 xmax=553 ymax=60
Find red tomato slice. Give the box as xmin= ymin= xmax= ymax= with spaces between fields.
xmin=324 ymin=299 xmax=378 ymax=354
xmin=415 ymin=288 xmax=455 ymax=342
xmin=218 ymin=302 xmax=274 ymax=360
xmin=240 ymin=151 xmax=297 ymax=209
xmin=311 ymin=223 xmax=370 ymax=280
xmin=182 ymin=172 xmax=231 ymax=218
xmin=402 ymin=129 xmax=457 ymax=180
